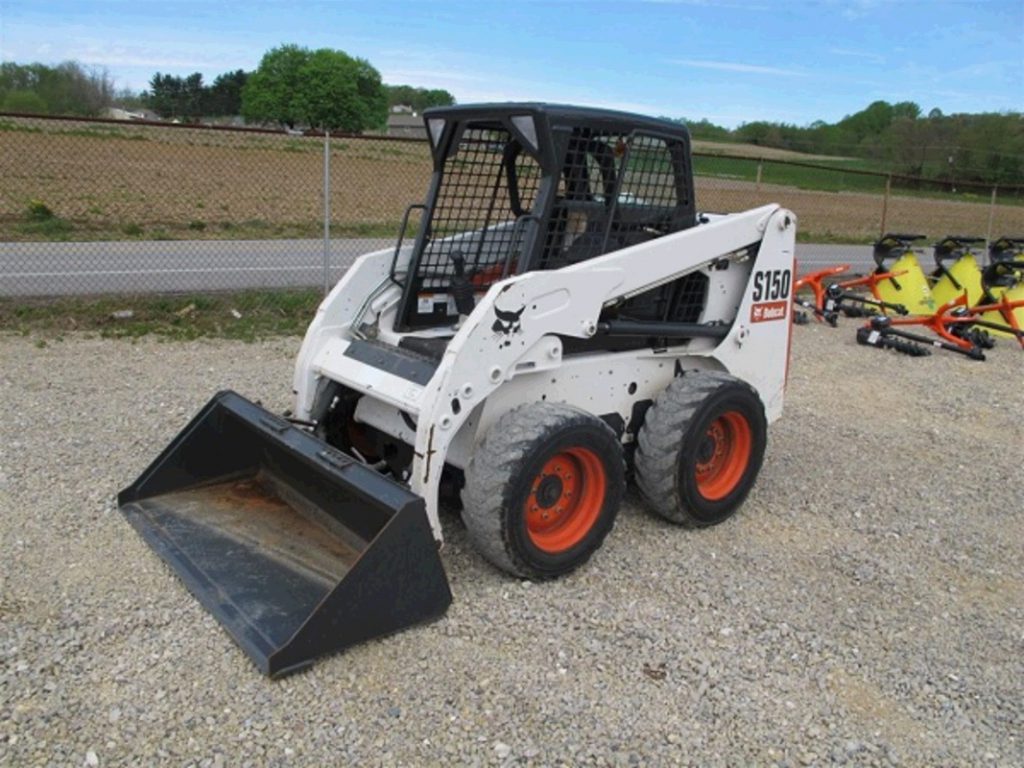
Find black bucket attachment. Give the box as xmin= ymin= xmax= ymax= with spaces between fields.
xmin=118 ymin=390 xmax=452 ymax=678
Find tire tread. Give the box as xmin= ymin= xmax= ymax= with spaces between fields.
xmin=635 ymin=371 xmax=764 ymax=527
xmin=463 ymin=402 xmax=624 ymax=578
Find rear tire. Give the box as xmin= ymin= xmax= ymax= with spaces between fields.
xmin=462 ymin=403 xmax=625 ymax=579
xmin=635 ymin=371 xmax=767 ymax=527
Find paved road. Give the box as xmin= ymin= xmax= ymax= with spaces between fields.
xmin=796 ymin=243 xmax=874 ymax=269
xmin=0 ymin=238 xmax=871 ymax=297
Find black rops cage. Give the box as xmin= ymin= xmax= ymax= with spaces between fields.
xmin=393 ymin=104 xmax=698 ymax=330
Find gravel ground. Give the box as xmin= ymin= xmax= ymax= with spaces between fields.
xmin=1 ymin=323 xmax=1021 ymax=767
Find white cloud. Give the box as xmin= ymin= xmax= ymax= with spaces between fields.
xmin=0 ymin=19 xmax=258 ymax=87
xmin=668 ymin=59 xmax=806 ymax=77
xmin=828 ymin=47 xmax=884 ymax=63
xmin=839 ymin=0 xmax=882 ymax=20
xmin=379 ymin=68 xmax=491 ymax=86
xmin=944 ymin=59 xmax=1015 ymax=82
xmin=383 ymin=75 xmax=681 ymax=119
xmin=69 ymin=50 xmax=227 ymax=71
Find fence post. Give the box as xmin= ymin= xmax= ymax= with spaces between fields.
xmin=985 ymin=186 xmax=998 ymax=252
xmin=323 ymin=129 xmax=331 ymax=295
xmin=879 ymin=174 xmax=892 ymax=237
xmin=755 ymin=160 xmax=763 ymax=192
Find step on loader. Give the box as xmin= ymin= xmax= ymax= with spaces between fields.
xmin=120 ymin=104 xmax=797 ymax=676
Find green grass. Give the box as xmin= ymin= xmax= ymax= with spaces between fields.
xmin=1 ymin=218 xmax=405 ymax=243
xmin=15 ymin=217 xmax=76 ymax=239
xmin=796 ymin=230 xmax=878 ymax=245
xmin=0 ymin=119 xmax=148 ymax=142
xmin=332 ymin=221 xmax=404 ymax=238
xmin=693 ymin=153 xmax=1023 ymax=205
xmin=0 ymin=119 xmax=42 ymax=134
xmin=1 ymin=289 xmax=321 ymax=341
xmin=695 ymin=154 xmax=887 ymax=194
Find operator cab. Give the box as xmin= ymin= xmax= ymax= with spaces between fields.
xmin=392 ymin=104 xmax=699 ymax=334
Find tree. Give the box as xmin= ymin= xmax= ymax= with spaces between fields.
xmin=241 ymin=44 xmax=310 ymax=129
xmin=113 ymin=87 xmax=147 ymax=110
xmin=295 ymin=49 xmax=388 ymax=131
xmin=734 ymin=121 xmax=778 ymax=146
xmin=208 ymin=69 xmax=248 ymax=116
xmin=181 ymin=72 xmax=205 ymax=120
xmin=385 ymin=84 xmax=455 ymax=112
xmin=242 ymin=44 xmax=388 ymax=131
xmin=147 ymin=72 xmax=184 ymax=118
xmin=838 ymin=100 xmax=894 ymax=144
xmin=55 ymin=61 xmax=114 ymax=114
xmin=679 ymin=117 xmax=731 ymax=142
xmin=0 ymin=60 xmax=114 ymax=116
xmin=1 ymin=89 xmax=48 ymax=114
xmin=892 ymin=101 xmax=921 ymax=121
xmin=421 ymin=88 xmax=456 ymax=110
xmin=144 ymin=69 xmax=249 ymax=118
xmin=886 ymin=116 xmax=928 ymax=176
xmin=146 ymin=72 xmax=213 ymax=120
xmin=332 ymin=54 xmax=388 ymax=131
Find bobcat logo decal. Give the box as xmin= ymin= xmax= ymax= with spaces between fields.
xmin=492 ymin=304 xmax=525 ymax=348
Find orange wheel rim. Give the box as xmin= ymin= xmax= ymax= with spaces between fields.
xmin=524 ymin=447 xmax=606 ymax=554
xmin=695 ymin=411 xmax=752 ymax=501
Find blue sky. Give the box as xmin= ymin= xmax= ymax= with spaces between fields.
xmin=1 ymin=0 xmax=1021 ymax=127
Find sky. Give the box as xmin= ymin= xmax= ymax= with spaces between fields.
xmin=0 ymin=0 xmax=1021 ymax=128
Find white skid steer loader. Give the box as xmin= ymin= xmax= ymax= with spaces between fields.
xmin=119 ymin=104 xmax=796 ymax=676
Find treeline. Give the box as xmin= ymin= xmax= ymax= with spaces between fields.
xmin=11 ymin=58 xmax=1015 ymax=184
xmin=147 ymin=70 xmax=248 ymax=120
xmin=0 ymin=61 xmax=117 ymax=115
xmin=682 ymin=101 xmax=1023 ymax=186
xmin=145 ymin=68 xmax=454 ymax=124
xmin=1 ymin=49 xmax=456 ymax=131
xmin=383 ymin=85 xmax=456 ymax=113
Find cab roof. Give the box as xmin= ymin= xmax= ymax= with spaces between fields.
xmin=422 ymin=102 xmax=691 ymax=141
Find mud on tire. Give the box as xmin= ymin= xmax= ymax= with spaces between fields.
xmin=635 ymin=371 xmax=767 ymax=527
xmin=462 ymin=402 xmax=626 ymax=579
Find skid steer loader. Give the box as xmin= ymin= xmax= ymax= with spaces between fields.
xmin=120 ymin=104 xmax=796 ymax=677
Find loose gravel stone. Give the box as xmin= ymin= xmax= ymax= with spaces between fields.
xmin=0 ymin=325 xmax=1021 ymax=766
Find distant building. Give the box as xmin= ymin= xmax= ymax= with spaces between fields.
xmin=102 ymin=107 xmax=156 ymax=121
xmin=386 ymin=112 xmax=426 ymax=139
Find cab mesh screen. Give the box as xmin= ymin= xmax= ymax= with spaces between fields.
xmin=416 ymin=127 xmax=542 ymax=291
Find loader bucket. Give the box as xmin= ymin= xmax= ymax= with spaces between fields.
xmin=118 ymin=390 xmax=452 ymax=678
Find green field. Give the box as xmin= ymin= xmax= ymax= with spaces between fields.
xmin=692 ymin=153 xmax=1017 ymax=203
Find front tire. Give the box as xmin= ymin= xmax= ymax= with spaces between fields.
xmin=462 ymin=403 xmax=625 ymax=579
xmin=635 ymin=371 xmax=767 ymax=527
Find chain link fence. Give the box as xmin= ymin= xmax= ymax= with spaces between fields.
xmin=694 ymin=154 xmax=1024 ymax=244
xmin=2 ymin=113 xmax=1022 ymax=306
xmin=0 ymin=114 xmax=431 ymax=300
